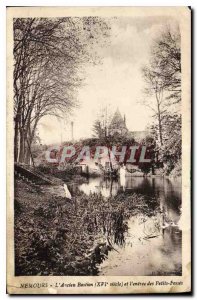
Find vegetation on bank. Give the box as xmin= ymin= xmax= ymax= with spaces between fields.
xmin=14 ymin=178 xmax=159 ymax=276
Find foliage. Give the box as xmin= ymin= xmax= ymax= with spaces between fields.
xmin=92 ymin=120 xmax=106 ymax=139
xmin=169 ymin=159 xmax=182 ymax=177
xmin=141 ymin=26 xmax=181 ymax=175
xmin=151 ymin=27 xmax=181 ymax=104
xmin=92 ymin=105 xmax=113 ymax=138
xmin=14 ymin=17 xmax=110 ymax=164
xmin=15 ymin=178 xmax=157 ymax=276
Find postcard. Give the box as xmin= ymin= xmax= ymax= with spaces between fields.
xmin=7 ymin=6 xmax=191 ymax=294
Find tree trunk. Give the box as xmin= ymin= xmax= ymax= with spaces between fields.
xmin=158 ymin=111 xmax=163 ymax=146
xmin=156 ymin=92 xmax=163 ymax=146
xmin=14 ymin=117 xmax=19 ymax=162
xmin=18 ymin=129 xmax=26 ymax=163
xmin=24 ymin=137 xmax=34 ymax=166
xmin=24 ymin=147 xmax=31 ymax=164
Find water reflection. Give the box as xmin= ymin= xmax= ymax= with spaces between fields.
xmin=99 ymin=215 xmax=182 ymax=276
xmin=78 ymin=176 xmax=182 ymax=276
xmin=78 ymin=177 xmax=120 ymax=198
xmin=79 ymin=176 xmax=181 ymax=213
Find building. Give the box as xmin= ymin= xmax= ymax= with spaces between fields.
xmin=108 ymin=108 xmax=148 ymax=142
xmin=108 ymin=108 xmax=128 ymax=136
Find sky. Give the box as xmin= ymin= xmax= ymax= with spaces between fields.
xmin=38 ymin=16 xmax=178 ymax=145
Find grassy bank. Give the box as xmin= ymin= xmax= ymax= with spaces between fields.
xmin=14 ymin=178 xmax=158 ymax=276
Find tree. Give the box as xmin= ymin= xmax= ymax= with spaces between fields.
xmin=151 ymin=27 xmax=181 ymax=104
xmin=14 ymin=17 xmax=110 ymax=163
xmin=160 ymin=113 xmax=181 ymax=167
xmin=142 ymin=67 xmax=165 ymax=146
xmin=92 ymin=105 xmax=113 ymax=139
xmin=92 ymin=120 xmax=106 ymax=139
xmin=141 ymin=26 xmax=181 ymax=174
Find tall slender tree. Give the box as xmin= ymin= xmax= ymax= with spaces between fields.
xmin=141 ymin=25 xmax=181 ymax=171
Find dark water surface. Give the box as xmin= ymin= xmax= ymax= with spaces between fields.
xmin=78 ymin=176 xmax=182 ymax=276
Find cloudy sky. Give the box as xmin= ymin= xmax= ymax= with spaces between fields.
xmin=38 ymin=16 xmax=178 ymax=145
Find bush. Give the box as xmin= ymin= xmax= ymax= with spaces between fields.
xmin=169 ymin=160 xmax=182 ymax=178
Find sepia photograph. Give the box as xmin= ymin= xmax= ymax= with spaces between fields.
xmin=6 ymin=6 xmax=191 ymax=294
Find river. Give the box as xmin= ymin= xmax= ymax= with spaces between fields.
xmin=78 ymin=176 xmax=182 ymax=276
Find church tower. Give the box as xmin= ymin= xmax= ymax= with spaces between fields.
xmin=108 ymin=108 xmax=128 ymax=136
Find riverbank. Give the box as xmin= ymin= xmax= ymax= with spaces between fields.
xmin=14 ymin=176 xmax=158 ymax=276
